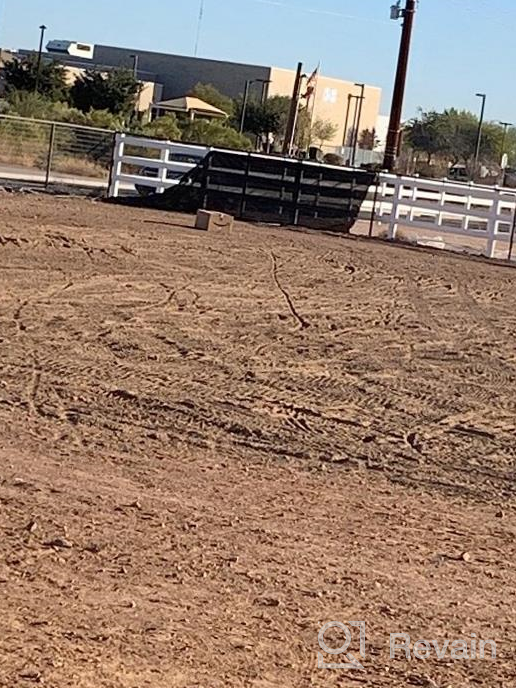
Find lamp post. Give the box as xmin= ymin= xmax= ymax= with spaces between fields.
xmin=473 ymin=92 xmax=486 ymax=180
xmin=239 ymin=78 xmax=271 ymax=134
xmin=343 ymin=93 xmax=352 ymax=150
xmin=34 ymin=24 xmax=47 ymax=94
xmin=343 ymin=95 xmax=360 ymax=165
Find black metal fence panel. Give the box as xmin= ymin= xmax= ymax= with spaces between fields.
xmin=124 ymin=150 xmax=377 ymax=232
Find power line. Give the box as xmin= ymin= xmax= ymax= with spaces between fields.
xmin=249 ymin=0 xmax=390 ymax=25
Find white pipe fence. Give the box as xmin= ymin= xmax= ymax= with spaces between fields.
xmin=372 ymin=175 xmax=516 ymax=258
xmin=109 ymin=133 xmax=516 ymax=259
xmin=109 ymin=133 xmax=209 ymax=197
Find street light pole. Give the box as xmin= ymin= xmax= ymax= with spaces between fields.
xmin=240 ymin=79 xmax=253 ymax=133
xmin=383 ymin=0 xmax=417 ymax=171
xmin=239 ymin=78 xmax=271 ymax=134
xmin=473 ymin=92 xmax=486 ymax=180
xmin=343 ymin=93 xmax=352 ymax=151
xmin=34 ymin=24 xmax=47 ymax=94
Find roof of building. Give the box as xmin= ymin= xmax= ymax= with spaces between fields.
xmin=152 ymin=96 xmax=227 ymax=118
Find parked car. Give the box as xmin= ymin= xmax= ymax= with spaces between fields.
xmin=447 ymin=164 xmax=469 ymax=182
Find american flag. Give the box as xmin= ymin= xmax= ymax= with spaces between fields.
xmin=304 ymin=65 xmax=320 ymax=102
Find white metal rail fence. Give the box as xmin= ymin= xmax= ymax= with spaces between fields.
xmin=375 ymin=174 xmax=516 ymax=259
xmin=0 ymin=114 xmax=115 ymax=189
xmin=109 ymin=133 xmax=209 ymax=197
xmin=109 ymin=132 xmax=516 ymax=260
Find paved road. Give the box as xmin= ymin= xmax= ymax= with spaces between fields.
xmin=0 ymin=162 xmax=112 ymax=190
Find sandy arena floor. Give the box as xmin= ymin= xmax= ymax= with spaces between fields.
xmin=0 ymin=193 xmax=515 ymax=687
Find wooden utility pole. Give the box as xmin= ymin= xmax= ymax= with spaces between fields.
xmin=383 ymin=0 xmax=417 ymax=171
xmin=283 ymin=62 xmax=303 ymax=156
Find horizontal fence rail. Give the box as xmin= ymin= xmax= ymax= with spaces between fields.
xmin=109 ymin=134 xmax=210 ymax=197
xmin=372 ymin=175 xmax=516 ymax=258
xmin=109 ymin=133 xmax=516 ymax=259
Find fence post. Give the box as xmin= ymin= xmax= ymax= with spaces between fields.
xmin=292 ymin=160 xmax=303 ymax=226
xmin=108 ymin=133 xmax=125 ymax=198
xmin=508 ymin=199 xmax=516 ymax=262
xmin=44 ymin=123 xmax=56 ymax=188
xmin=239 ymin=153 xmax=251 ymax=218
xmin=368 ymin=175 xmax=380 ymax=237
xmin=388 ymin=176 xmax=402 ymax=239
xmin=157 ymin=144 xmax=170 ymax=194
xmin=106 ymin=131 xmax=119 ymax=197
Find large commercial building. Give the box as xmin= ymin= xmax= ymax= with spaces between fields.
xmin=37 ymin=42 xmax=382 ymax=151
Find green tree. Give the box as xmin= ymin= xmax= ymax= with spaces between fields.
xmin=359 ymin=128 xmax=379 ymax=151
xmin=310 ymin=117 xmax=339 ymax=147
xmin=234 ymin=95 xmax=291 ymax=150
xmin=190 ymin=83 xmax=235 ymax=117
xmin=405 ymin=108 xmax=505 ymax=169
xmin=2 ymin=54 xmax=67 ymax=101
xmin=240 ymin=100 xmax=282 ymax=137
xmin=294 ymin=107 xmax=313 ymax=150
xmin=181 ymin=119 xmax=251 ymax=150
xmin=5 ymin=91 xmax=125 ymax=130
xmin=69 ymin=68 xmax=140 ymax=115
xmin=142 ymin=114 xmax=182 ymax=141
xmin=404 ymin=109 xmax=448 ymax=164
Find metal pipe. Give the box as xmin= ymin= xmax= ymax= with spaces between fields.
xmin=44 ymin=122 xmax=56 ymax=187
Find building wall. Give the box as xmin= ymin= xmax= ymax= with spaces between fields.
xmin=374 ymin=114 xmax=390 ymax=151
xmin=268 ymin=67 xmax=382 ymax=149
xmin=12 ymin=42 xmax=383 ymax=144
xmin=90 ymin=46 xmax=271 ymax=101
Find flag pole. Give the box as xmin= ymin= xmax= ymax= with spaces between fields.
xmin=306 ymin=62 xmax=321 ymax=151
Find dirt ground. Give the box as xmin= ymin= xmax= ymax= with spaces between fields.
xmin=1 ymin=193 xmax=515 ymax=688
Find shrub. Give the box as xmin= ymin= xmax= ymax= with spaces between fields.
xmin=181 ymin=119 xmax=252 ymax=150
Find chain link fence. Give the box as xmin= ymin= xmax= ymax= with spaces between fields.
xmin=0 ymin=114 xmax=116 ymax=190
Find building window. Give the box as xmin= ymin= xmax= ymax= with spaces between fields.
xmin=323 ymin=88 xmax=338 ymax=104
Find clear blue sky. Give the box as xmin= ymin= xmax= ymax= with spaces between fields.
xmin=0 ymin=0 xmax=514 ymax=121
